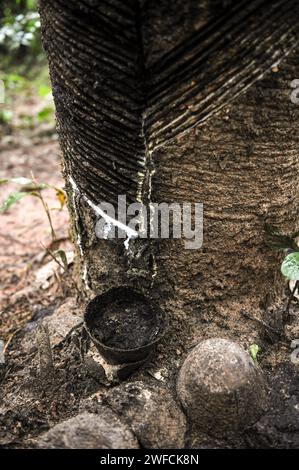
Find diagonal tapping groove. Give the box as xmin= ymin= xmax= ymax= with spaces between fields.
xmin=144 ymin=0 xmax=299 ymax=148
xmin=40 ymin=0 xmax=299 ymax=210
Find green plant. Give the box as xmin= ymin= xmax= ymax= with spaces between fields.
xmin=0 ymin=108 xmax=13 ymax=124
xmin=0 ymin=11 xmax=40 ymax=51
xmin=37 ymin=105 xmax=54 ymax=123
xmin=17 ymin=1 xmax=37 ymax=9
xmin=0 ymin=176 xmax=66 ymax=243
xmin=281 ymin=252 xmax=299 ymax=281
xmin=38 ymin=84 xmax=52 ymax=98
xmin=265 ymin=223 xmax=299 ymax=316
xmin=3 ymin=72 xmax=25 ymax=90
xmin=0 ymin=1 xmax=42 ymax=70
xmin=249 ymin=344 xmax=260 ymax=364
xmin=0 ymin=71 xmax=55 ymax=129
xmin=0 ymin=175 xmax=82 ymax=296
xmin=3 ymin=1 xmax=38 ymax=15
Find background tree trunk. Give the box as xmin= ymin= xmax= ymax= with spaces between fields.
xmin=39 ymin=0 xmax=299 ymax=346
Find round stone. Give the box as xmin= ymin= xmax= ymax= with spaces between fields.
xmin=33 ymin=410 xmax=139 ymax=449
xmin=177 ymin=338 xmax=267 ymax=437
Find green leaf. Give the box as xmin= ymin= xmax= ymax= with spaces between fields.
xmin=249 ymin=344 xmax=260 ymax=364
xmin=1 ymin=177 xmax=48 ymax=191
xmin=37 ymin=106 xmax=53 ymax=123
xmin=20 ymin=183 xmax=48 ymax=192
xmin=281 ymin=252 xmax=299 ymax=281
xmin=26 ymin=0 xmax=38 ymax=11
xmin=38 ymin=84 xmax=52 ymax=98
xmin=0 ymin=109 xmax=13 ymax=124
xmin=0 ymin=191 xmax=29 ymax=213
xmin=6 ymin=73 xmax=23 ymax=83
xmin=4 ymin=73 xmax=25 ymax=90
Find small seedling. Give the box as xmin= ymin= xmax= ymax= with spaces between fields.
xmin=1 ymin=175 xmax=66 ymax=245
xmin=0 ymin=177 xmax=82 ymax=296
xmin=249 ymin=344 xmax=260 ymax=364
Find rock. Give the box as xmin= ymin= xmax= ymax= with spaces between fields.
xmin=21 ymin=300 xmax=81 ymax=354
xmin=33 ymin=411 xmax=139 ymax=449
xmin=84 ymin=355 xmax=107 ymax=384
xmin=42 ymin=299 xmax=82 ymax=346
xmin=177 ymin=338 xmax=267 ymax=437
xmin=104 ymin=381 xmax=187 ymax=448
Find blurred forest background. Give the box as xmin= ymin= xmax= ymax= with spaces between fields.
xmin=0 ymin=1 xmax=71 ymax=341
xmin=0 ymin=0 xmax=54 ymax=128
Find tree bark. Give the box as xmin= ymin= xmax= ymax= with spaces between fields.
xmin=39 ymin=0 xmax=299 ymax=343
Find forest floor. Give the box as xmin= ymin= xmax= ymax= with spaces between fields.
xmin=0 ymin=79 xmax=73 ymax=343
xmin=0 ymin=68 xmax=299 ymax=450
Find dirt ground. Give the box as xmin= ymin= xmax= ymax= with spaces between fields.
xmin=0 ymin=90 xmax=73 ymax=343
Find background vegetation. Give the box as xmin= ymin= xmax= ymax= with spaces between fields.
xmin=0 ymin=0 xmax=54 ymax=127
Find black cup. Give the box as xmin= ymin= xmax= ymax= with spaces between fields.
xmin=84 ymin=287 xmax=168 ymax=365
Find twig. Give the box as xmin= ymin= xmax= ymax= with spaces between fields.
xmin=3 ymin=327 xmax=22 ymax=355
xmin=30 ymin=171 xmax=57 ymax=242
xmin=40 ymin=243 xmax=82 ymax=297
xmin=38 ymin=191 xmax=57 ymax=242
xmin=40 ymin=242 xmax=65 ymax=270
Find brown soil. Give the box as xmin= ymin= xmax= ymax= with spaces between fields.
xmin=0 ymin=93 xmax=72 ymax=342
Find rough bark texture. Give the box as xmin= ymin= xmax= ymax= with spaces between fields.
xmin=39 ymin=0 xmax=299 ymax=345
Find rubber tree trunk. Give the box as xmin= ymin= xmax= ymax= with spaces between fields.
xmin=39 ymin=0 xmax=299 ymax=342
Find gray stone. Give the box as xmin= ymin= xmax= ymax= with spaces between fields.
xmin=33 ymin=411 xmax=139 ymax=449
xmin=105 ymin=381 xmax=187 ymax=448
xmin=177 ymin=338 xmax=268 ymax=437
xmin=42 ymin=299 xmax=82 ymax=346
